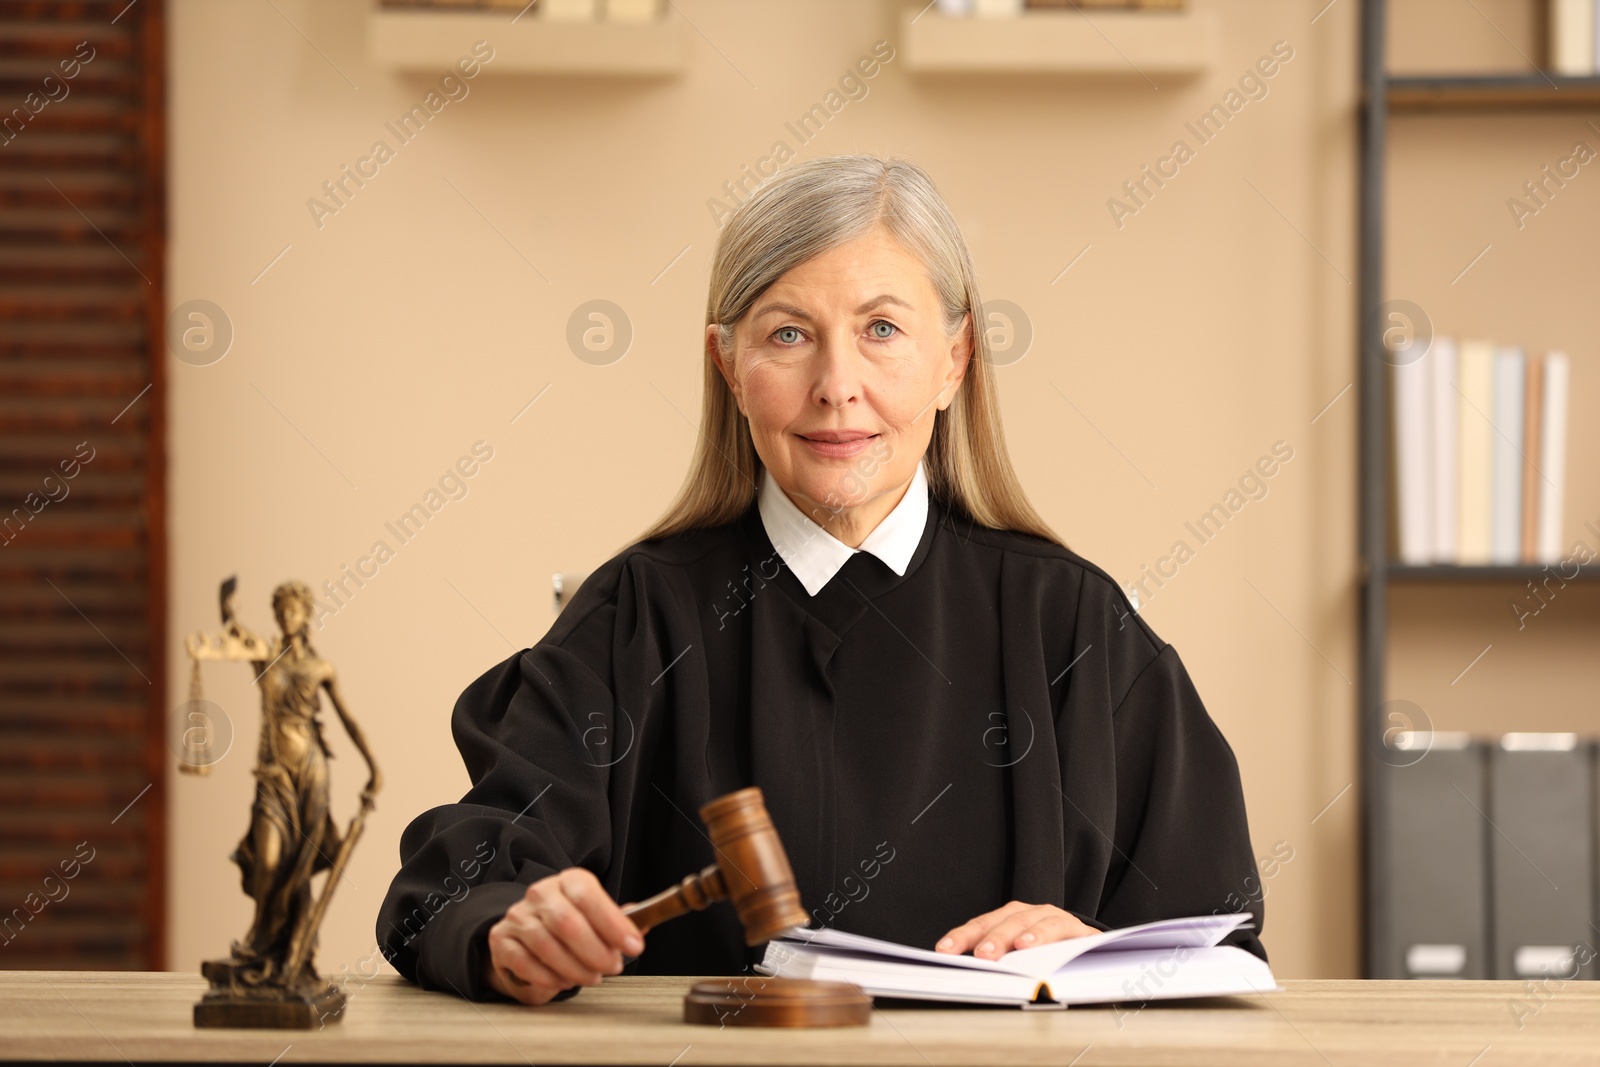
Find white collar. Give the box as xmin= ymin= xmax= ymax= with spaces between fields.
xmin=757 ymin=460 xmax=929 ymax=596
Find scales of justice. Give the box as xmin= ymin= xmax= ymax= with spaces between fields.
xmin=178 ymin=576 xmax=381 ymax=1029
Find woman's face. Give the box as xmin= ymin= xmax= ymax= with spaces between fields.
xmin=275 ymin=598 xmax=308 ymax=637
xmin=709 ymin=225 xmax=970 ymax=529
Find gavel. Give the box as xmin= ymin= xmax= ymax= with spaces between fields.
xmin=504 ymin=785 xmax=871 ymax=1026
xmin=620 ymin=786 xmax=806 ymax=944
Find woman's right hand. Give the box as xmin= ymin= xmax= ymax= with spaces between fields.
xmin=484 ymin=867 xmax=646 ymax=1006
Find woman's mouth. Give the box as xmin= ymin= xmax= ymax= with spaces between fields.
xmin=797 ymin=431 xmax=878 ymax=458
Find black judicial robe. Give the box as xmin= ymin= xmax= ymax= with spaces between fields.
xmin=376 ymin=492 xmax=1267 ymax=1001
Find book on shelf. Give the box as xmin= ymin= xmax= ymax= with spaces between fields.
xmin=1539 ymin=352 xmax=1572 ymax=561
xmin=1457 ymin=339 xmax=1495 ymax=564
xmin=1522 ymin=354 xmax=1544 ymax=563
xmin=1390 ymin=335 xmax=1570 ymax=567
xmin=757 ymin=912 xmax=1276 ymax=1008
xmin=1392 ymin=335 xmax=1434 ymax=563
xmin=1432 ymin=337 xmax=1460 ymax=561
xmin=1490 ymin=346 xmax=1526 ymax=564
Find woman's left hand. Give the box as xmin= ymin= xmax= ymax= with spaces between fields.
xmin=934 ymin=901 xmax=1098 ymax=960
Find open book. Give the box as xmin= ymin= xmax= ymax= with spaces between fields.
xmin=756 ymin=912 xmax=1278 ymax=1008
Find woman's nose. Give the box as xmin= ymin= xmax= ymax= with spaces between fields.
xmin=811 ymin=334 xmax=863 ymax=408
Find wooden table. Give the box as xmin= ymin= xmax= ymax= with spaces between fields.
xmin=5 ymin=970 xmax=1598 ymax=1066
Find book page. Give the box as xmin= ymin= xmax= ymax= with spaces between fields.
xmin=771 ymin=912 xmax=1252 ymax=981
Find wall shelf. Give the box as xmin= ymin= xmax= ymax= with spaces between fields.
xmin=1386 ymin=74 xmax=1600 ymax=112
xmin=366 ymin=9 xmax=688 ymax=76
xmin=899 ymin=8 xmax=1217 ymax=78
xmin=1384 ymin=563 xmax=1600 ymax=584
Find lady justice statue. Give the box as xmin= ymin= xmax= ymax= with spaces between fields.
xmin=182 ymin=576 xmax=381 ymax=1028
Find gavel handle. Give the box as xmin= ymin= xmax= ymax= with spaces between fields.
xmin=620 ymin=863 xmax=726 ymax=934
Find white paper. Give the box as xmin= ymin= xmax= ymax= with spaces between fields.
xmin=770 ymin=912 xmax=1251 ymax=982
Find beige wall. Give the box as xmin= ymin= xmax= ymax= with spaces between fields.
xmin=168 ymin=0 xmax=1584 ymax=984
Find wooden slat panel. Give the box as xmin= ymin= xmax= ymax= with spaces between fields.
xmin=0 ymin=816 xmax=149 ymax=846
xmin=0 ymin=106 xmax=141 ymax=136
xmin=0 ymin=291 xmax=146 ymax=321
xmin=0 ymin=143 xmax=141 ymax=169
xmin=0 ymin=187 xmax=144 ymax=212
xmin=0 ymin=772 xmax=151 ymax=807
xmin=0 ymin=72 xmax=142 ymax=96
xmin=0 ymin=35 xmax=132 ymax=58
xmin=0 ymin=0 xmax=165 ymax=972
xmin=0 ymin=221 xmax=146 ymax=247
xmin=0 ymin=0 xmax=133 ymax=19
xmin=0 ymin=591 xmax=145 ymax=621
xmin=0 ymin=850 xmax=147 ymax=883
xmin=0 ymin=618 xmax=150 ymax=651
xmin=0 ymin=262 xmax=143 ymax=285
xmin=0 ymin=478 xmax=146 ymax=507
xmin=0 ymin=398 xmax=153 ymax=431
xmin=0 ymin=366 xmax=150 ymax=396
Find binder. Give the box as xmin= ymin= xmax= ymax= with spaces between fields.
xmin=1375 ymin=732 xmax=1488 ymax=979
xmin=1488 ymin=734 xmax=1595 ymax=981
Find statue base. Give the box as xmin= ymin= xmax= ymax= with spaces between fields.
xmin=193 ymin=958 xmax=346 ymax=1030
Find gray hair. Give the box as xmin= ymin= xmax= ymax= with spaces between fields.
xmin=709 ymin=155 xmax=972 ymax=358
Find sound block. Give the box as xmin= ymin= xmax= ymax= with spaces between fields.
xmin=193 ymin=959 xmax=346 ymax=1030
xmin=683 ymin=977 xmax=871 ymax=1028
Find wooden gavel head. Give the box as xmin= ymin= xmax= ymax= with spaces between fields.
xmin=621 ymin=786 xmax=808 ymax=946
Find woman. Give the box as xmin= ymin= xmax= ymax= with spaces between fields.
xmin=376 ymin=155 xmax=1265 ymax=1006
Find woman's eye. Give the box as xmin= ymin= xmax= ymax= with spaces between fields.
xmin=774 ymin=326 xmax=803 ymax=345
xmin=870 ymin=320 xmax=897 ymax=339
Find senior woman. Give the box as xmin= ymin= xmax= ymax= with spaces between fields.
xmin=376 ymin=155 xmax=1266 ymax=1006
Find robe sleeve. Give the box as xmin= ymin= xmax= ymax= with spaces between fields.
xmin=375 ymin=558 xmax=630 ymax=1002
xmin=1098 ymin=641 xmax=1268 ymax=962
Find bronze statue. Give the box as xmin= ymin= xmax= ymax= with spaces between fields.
xmin=182 ymin=576 xmax=381 ymax=1029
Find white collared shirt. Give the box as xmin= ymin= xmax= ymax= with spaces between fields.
xmin=757 ymin=460 xmax=929 ymax=596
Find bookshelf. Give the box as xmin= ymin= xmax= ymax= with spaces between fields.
xmin=1358 ymin=0 xmax=1598 ymax=979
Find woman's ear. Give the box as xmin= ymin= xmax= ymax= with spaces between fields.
xmin=935 ymin=311 xmax=973 ymax=411
xmin=707 ymin=323 xmax=744 ymax=411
